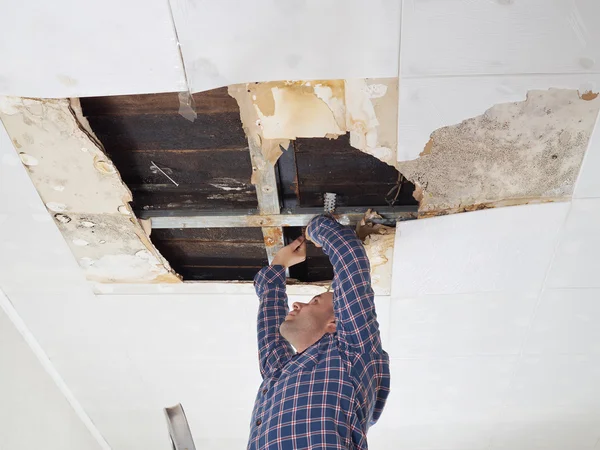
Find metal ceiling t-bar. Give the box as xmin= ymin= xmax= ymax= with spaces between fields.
xmin=247 ymin=138 xmax=286 ymax=264
xmin=147 ymin=206 xmax=418 ymax=229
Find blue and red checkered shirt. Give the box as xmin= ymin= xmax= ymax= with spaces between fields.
xmin=248 ymin=215 xmax=390 ymax=450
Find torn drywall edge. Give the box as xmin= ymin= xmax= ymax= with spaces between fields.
xmin=345 ymin=78 xmax=398 ymax=168
xmin=229 ymin=78 xmax=399 ymax=168
xmin=397 ymin=89 xmax=600 ymax=217
xmin=0 ymin=96 xmax=181 ymax=283
xmin=397 ymin=74 xmax=600 ymax=162
xmin=364 ymin=233 xmax=395 ymax=295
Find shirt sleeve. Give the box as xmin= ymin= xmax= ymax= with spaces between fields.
xmin=306 ymin=215 xmax=384 ymax=354
xmin=254 ymin=265 xmax=295 ymax=379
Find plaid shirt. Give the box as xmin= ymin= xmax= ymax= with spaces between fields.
xmin=248 ymin=215 xmax=390 ymax=450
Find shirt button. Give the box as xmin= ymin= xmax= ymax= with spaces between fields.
xmin=256 ymin=419 xmax=262 ymax=426
xmin=262 ymin=389 xmax=268 ymax=395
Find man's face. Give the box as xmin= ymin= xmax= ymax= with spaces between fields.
xmin=279 ymin=292 xmax=335 ymax=347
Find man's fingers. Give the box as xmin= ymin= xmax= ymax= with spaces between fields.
xmin=291 ymin=236 xmax=305 ymax=250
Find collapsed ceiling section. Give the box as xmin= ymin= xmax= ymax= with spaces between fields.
xmin=397 ymin=89 xmax=600 ymax=217
xmin=0 ymin=97 xmax=179 ymax=283
xmin=1 ymin=80 xmax=598 ymax=288
xmin=7 ymin=80 xmax=410 ymax=286
xmin=78 ymin=82 xmax=414 ymax=284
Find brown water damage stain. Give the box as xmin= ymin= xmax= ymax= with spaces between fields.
xmin=580 ymin=90 xmax=599 ymax=101
xmin=397 ymin=89 xmax=600 ymax=218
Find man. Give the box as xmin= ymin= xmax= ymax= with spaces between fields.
xmin=248 ymin=214 xmax=390 ymax=450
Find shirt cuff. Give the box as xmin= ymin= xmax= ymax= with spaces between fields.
xmin=306 ymin=214 xmax=335 ymax=247
xmin=254 ymin=265 xmax=286 ymax=297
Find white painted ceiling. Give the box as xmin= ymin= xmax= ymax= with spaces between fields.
xmin=1 ymin=1 xmax=600 ymax=449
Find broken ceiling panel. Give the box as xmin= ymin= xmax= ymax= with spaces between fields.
xmin=78 ymin=87 xmax=413 ymax=284
xmin=397 ymin=75 xmax=600 ymax=162
xmin=169 ymin=0 xmax=400 ymax=93
xmin=398 ymin=89 xmax=600 ymax=217
xmin=229 ymin=78 xmax=400 ymax=167
xmin=0 ymin=0 xmax=186 ymax=98
xmin=0 ymin=96 xmax=180 ymax=283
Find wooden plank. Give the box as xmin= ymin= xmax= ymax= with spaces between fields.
xmin=106 ymin=148 xmax=252 ymax=186
xmin=131 ymin=189 xmax=257 ymax=212
xmin=175 ymin=266 xmax=263 ymax=281
xmin=84 ymin=113 xmax=247 ymax=151
xmin=152 ymin=240 xmax=267 ymax=266
xmin=294 ymin=135 xmax=417 ymax=208
xmin=80 ymin=88 xmax=239 ymax=116
xmin=151 ymin=227 xmax=264 ymax=242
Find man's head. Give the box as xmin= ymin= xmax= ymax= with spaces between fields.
xmin=280 ymin=292 xmax=336 ymax=353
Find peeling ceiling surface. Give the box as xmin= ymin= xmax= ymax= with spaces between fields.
xmin=2 ymin=0 xmax=600 ymax=450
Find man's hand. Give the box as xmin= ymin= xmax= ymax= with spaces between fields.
xmin=272 ymin=236 xmax=306 ymax=268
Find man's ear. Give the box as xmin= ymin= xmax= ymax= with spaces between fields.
xmin=325 ymin=319 xmax=336 ymax=334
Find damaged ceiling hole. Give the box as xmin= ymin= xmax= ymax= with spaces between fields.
xmin=2 ymin=83 xmax=597 ymax=286
xmin=78 ymin=82 xmax=416 ymax=282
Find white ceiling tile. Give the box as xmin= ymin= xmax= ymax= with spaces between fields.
xmin=374 ymin=296 xmax=392 ymax=352
xmin=124 ymin=357 xmax=260 ymax=439
xmin=386 ymin=356 xmax=517 ymax=424
xmin=401 ymin=0 xmax=600 ymax=77
xmin=84 ymin=408 xmax=170 ymax=450
xmin=369 ymin=420 xmax=495 ymax=450
xmin=392 ymin=203 xmax=569 ymax=298
xmin=574 ymin=113 xmax=600 ymax=199
xmin=501 ymin=355 xmax=600 ymax=421
xmin=0 ymin=304 xmax=105 ymax=450
xmin=0 ymin=122 xmax=47 ymax=213
xmin=490 ymin=419 xmax=600 ymax=450
xmin=525 ymin=288 xmax=600 ymax=355
xmin=397 ymin=75 xmax=600 ymax=162
xmin=389 ymin=292 xmax=537 ymax=358
xmin=106 ymin=294 xmax=259 ymax=363
xmin=0 ymin=0 xmax=186 ymax=97
xmin=0 ymin=213 xmax=86 ymax=294
xmin=170 ymin=0 xmax=400 ymax=93
xmin=547 ymin=199 xmax=600 ymax=288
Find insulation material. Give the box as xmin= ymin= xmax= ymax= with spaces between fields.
xmin=0 ymin=97 xmax=180 ymax=283
xmin=229 ymin=78 xmax=398 ymax=167
xmin=0 ymin=0 xmax=186 ymax=98
xmin=169 ymin=0 xmax=400 ymax=93
xmin=397 ymin=89 xmax=600 ymax=217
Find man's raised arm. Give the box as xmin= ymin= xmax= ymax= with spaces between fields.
xmin=254 ymin=265 xmax=294 ymax=379
xmin=253 ymin=237 xmax=306 ymax=379
xmin=306 ymin=215 xmax=384 ymax=354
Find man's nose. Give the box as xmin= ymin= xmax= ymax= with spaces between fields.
xmin=292 ymin=302 xmax=305 ymax=311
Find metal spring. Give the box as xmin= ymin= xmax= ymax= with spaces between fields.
xmin=324 ymin=192 xmax=337 ymax=213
